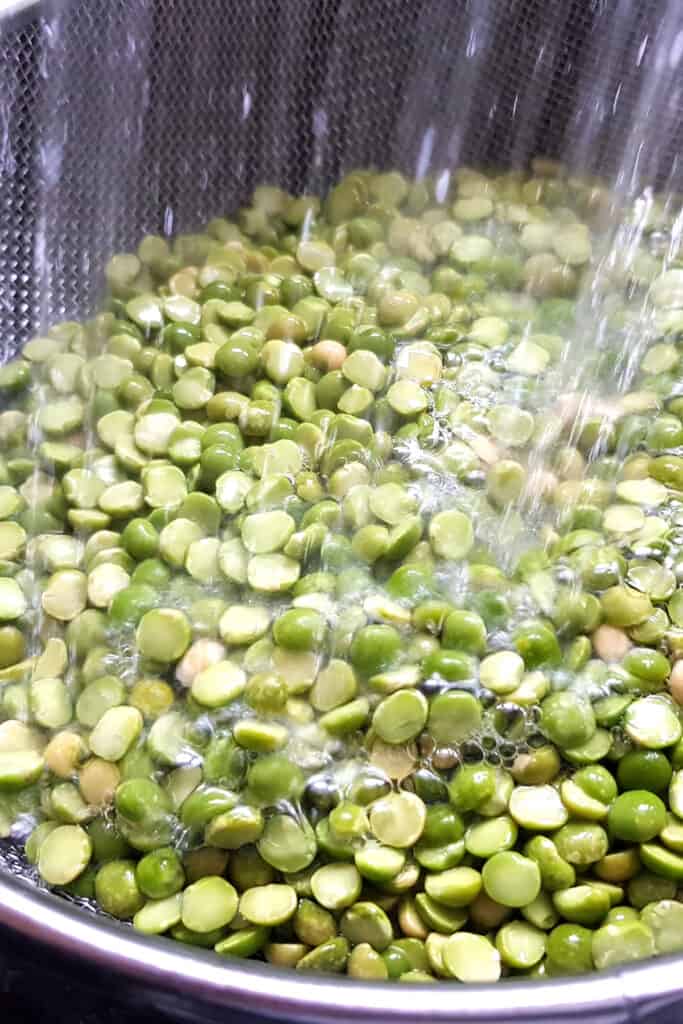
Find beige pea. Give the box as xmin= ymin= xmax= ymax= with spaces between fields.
xmin=530 ymin=469 xmax=559 ymax=500
xmin=307 ymin=340 xmax=347 ymax=372
xmin=556 ymin=392 xmax=584 ymax=427
xmin=175 ymin=638 xmax=226 ymax=686
xmin=169 ymin=266 xmax=199 ymax=298
xmin=370 ymin=739 xmax=417 ymax=781
xmin=398 ymin=896 xmax=428 ymax=939
xmin=467 ymin=433 xmax=499 ymax=465
xmin=44 ymin=731 xmax=86 ymax=779
xmin=79 ymin=758 xmax=120 ymax=806
xmin=592 ymin=624 xmax=632 ymax=663
xmin=669 ymin=661 xmax=683 ymax=706
xmin=554 ymin=446 xmax=585 ymax=481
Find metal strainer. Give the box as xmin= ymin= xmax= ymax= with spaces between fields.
xmin=1 ymin=1 xmax=683 ymax=1020
xmin=2 ymin=0 xmax=681 ymax=355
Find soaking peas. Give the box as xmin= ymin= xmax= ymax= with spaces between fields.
xmin=5 ymin=165 xmax=683 ymax=983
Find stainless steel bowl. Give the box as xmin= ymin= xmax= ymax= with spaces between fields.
xmin=1 ymin=1 xmax=683 ymax=1019
xmin=3 ymin=864 xmax=683 ymax=1023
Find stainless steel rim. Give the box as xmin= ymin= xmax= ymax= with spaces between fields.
xmin=1 ymin=866 xmax=682 ymax=1022
xmin=0 ymin=0 xmax=43 ymax=31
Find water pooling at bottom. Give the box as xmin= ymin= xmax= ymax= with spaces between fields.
xmin=0 ymin=163 xmax=682 ymax=981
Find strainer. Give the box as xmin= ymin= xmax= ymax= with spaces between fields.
xmin=1 ymin=0 xmax=683 ymax=1019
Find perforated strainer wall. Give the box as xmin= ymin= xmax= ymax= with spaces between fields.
xmin=1 ymin=0 xmax=681 ymax=357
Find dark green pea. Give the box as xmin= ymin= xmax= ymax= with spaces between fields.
xmin=615 ymin=414 xmax=649 ymax=451
xmin=171 ymin=924 xmax=227 ymax=948
xmin=350 ymin=625 xmax=401 ymax=676
xmin=546 ymin=924 xmax=593 ymax=975
xmin=321 ymin=534 xmax=354 ymax=571
xmin=200 ymin=281 xmax=241 ymax=304
xmin=608 ymin=791 xmax=667 ymax=843
xmin=448 ymin=764 xmax=496 ymax=813
xmin=95 ymin=860 xmax=144 ymax=919
xmin=554 ymin=823 xmax=608 ymax=866
xmin=163 ymin=322 xmax=200 ymax=352
xmin=294 ymin=898 xmax=336 ymax=946
xmin=270 ymin=416 xmax=298 ymax=442
xmin=215 ymin=338 xmax=259 ymax=377
xmin=514 ymin=619 xmax=561 ymax=668
xmin=200 ymin=442 xmax=240 ymax=485
xmin=0 ymin=626 xmax=25 ymax=669
xmin=131 ymin=558 xmax=172 ymax=589
xmin=324 ymin=307 xmax=357 ymax=343
xmin=273 ymin=608 xmax=327 ymax=651
xmin=578 ymin=546 xmax=624 ymax=591
xmin=471 ymin=590 xmax=510 ymax=628
xmin=382 ymin=945 xmax=412 ymax=978
xmin=649 ymin=455 xmax=683 ymax=489
xmin=572 ymin=765 xmax=617 ymax=804
xmin=136 ymin=846 xmax=185 ymax=899
xmin=622 ymin=647 xmax=671 ymax=686
xmin=0 ymin=359 xmax=30 ymax=393
xmin=109 ymin=584 xmax=157 ymax=626
xmin=203 ymin=734 xmax=248 ymax=787
xmin=86 ymin=817 xmax=132 ymax=862
xmin=524 ymin=835 xmax=575 ymax=892
xmin=316 ymin=370 xmax=349 ymax=410
xmin=441 ymin=609 xmax=487 ymax=654
xmin=540 ymin=691 xmax=596 ymax=749
xmin=201 ymin=422 xmax=243 ymax=450
xmin=646 ymin=415 xmax=683 ymax=450
xmin=347 ymin=768 xmax=392 ymax=806
xmin=281 ymin=275 xmax=313 ymax=307
xmin=552 ymin=591 xmax=601 ymax=636
xmin=617 ymin=750 xmax=672 ymax=794
xmin=115 ymin=778 xmax=171 ymax=825
xmin=411 ymin=600 xmax=452 ymax=636
xmin=65 ymin=610 xmax=107 ymax=660
xmin=422 ymin=649 xmax=476 ymax=682
xmin=627 ymin=871 xmax=676 ymax=909
xmin=385 ymin=565 xmax=436 ymax=606
xmin=147 ymin=508 xmax=175 ymax=531
xmin=181 ymin=786 xmax=239 ymax=829
xmin=112 ymin=317 xmax=144 ymax=341
xmin=422 ymin=803 xmax=465 ymax=846
xmin=408 ymin=768 xmax=449 ymax=804
xmin=245 ymin=673 xmax=288 ymax=714
xmin=558 ymin=504 xmax=604 ymax=532
xmin=248 ymin=754 xmax=305 ymax=803
xmin=301 ymin=500 xmax=343 ymax=530
xmin=228 ymin=845 xmax=275 ymax=891
xmin=121 ymin=518 xmax=159 ymax=561
xmin=347 ymin=326 xmax=395 ymax=360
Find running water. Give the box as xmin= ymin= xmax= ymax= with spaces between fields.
xmin=504 ymin=0 xmax=683 ymax=553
